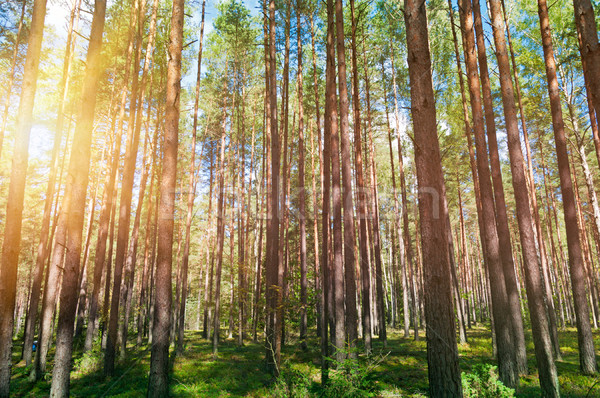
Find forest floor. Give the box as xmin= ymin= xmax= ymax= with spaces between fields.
xmin=9 ymin=325 xmax=600 ymax=397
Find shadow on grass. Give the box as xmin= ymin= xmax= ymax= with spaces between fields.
xmin=8 ymin=326 xmax=600 ymax=397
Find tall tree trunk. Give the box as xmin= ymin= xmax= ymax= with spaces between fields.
xmin=240 ymin=101 xmax=256 ymax=346
xmin=471 ymin=0 xmax=527 ymax=373
xmin=360 ymin=32 xmax=386 ymax=346
xmin=86 ymin=0 xmax=141 ymax=354
xmin=177 ymin=0 xmax=206 ymax=354
xmin=74 ymin=166 xmax=101 ymax=341
xmin=251 ymin=137 xmax=265 ymax=343
xmin=334 ymin=0 xmax=358 ymax=353
xmin=388 ymin=43 xmax=414 ymax=340
xmin=49 ymin=1 xmax=107 ymax=394
xmin=0 ymin=0 xmax=47 ymax=394
xmin=349 ymin=0 xmax=371 ymax=353
xmin=501 ymin=0 xmax=562 ymax=359
xmin=325 ymin=0 xmax=345 ymax=363
xmin=147 ymin=0 xmax=183 ymax=394
xmin=105 ymin=0 xmax=147 ymax=374
xmin=489 ymin=0 xmax=561 ymax=394
xmin=137 ymin=111 xmax=160 ymax=346
xmin=278 ymin=3 xmax=291 ymax=347
xmin=320 ymin=6 xmax=333 ymax=381
xmin=213 ymin=72 xmax=230 ymax=356
xmin=447 ymin=3 xmax=489 ymax=341
xmin=309 ymin=11 xmax=324 ymax=342
xmin=101 ymin=180 xmax=119 ymax=347
xmin=296 ymin=0 xmax=308 ymax=351
xmin=458 ymin=0 xmax=518 ymax=387
xmin=545 ymin=31 xmax=600 ymax=372
xmin=404 ymin=0 xmax=462 ymax=394
xmin=22 ymin=0 xmax=81 ymax=364
xmin=265 ymin=0 xmax=281 ymax=376
xmin=119 ymin=0 xmax=159 ymax=360
xmin=202 ymin=141 xmax=216 ymax=339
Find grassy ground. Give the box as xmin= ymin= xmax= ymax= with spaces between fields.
xmin=9 ymin=326 xmax=600 ymax=397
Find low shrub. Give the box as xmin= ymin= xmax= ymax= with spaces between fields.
xmin=269 ymin=364 xmax=312 ymax=398
xmin=461 ymin=364 xmax=515 ymax=398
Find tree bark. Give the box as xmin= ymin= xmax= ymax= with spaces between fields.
xmin=489 ymin=0 xmax=561 ymax=394
xmin=22 ymin=0 xmax=81 ymax=364
xmin=325 ymin=0 xmax=345 ymax=363
xmin=49 ymin=1 xmax=107 ymax=395
xmin=334 ymin=0 xmax=359 ymax=354
xmin=296 ymin=0 xmax=308 ymax=351
xmin=573 ymin=0 xmax=600 ymax=121
xmin=265 ymin=0 xmax=281 ymax=376
xmin=471 ymin=0 xmax=527 ymax=373
xmin=0 ymin=0 xmax=47 ymax=394
xmin=458 ymin=0 xmax=518 ymax=387
xmin=213 ymin=72 xmax=230 ymax=357
xmin=349 ymin=0 xmax=371 ymax=353
xmin=360 ymin=32 xmax=386 ymax=346
xmin=147 ymin=0 xmax=183 ymax=394
xmin=404 ymin=0 xmax=462 ymax=394
xmin=105 ymin=0 xmax=147 ymax=374
xmin=176 ymin=0 xmax=205 ymax=354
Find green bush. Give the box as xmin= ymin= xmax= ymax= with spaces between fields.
xmin=269 ymin=365 xmax=312 ymax=398
xmin=73 ymin=345 xmax=104 ymax=375
xmin=461 ymin=364 xmax=515 ymax=398
xmin=267 ymin=348 xmax=385 ymax=398
xmin=320 ymin=350 xmax=381 ymax=398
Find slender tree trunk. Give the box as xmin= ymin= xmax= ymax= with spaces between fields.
xmin=252 ymin=138 xmax=265 ymax=343
xmin=296 ymin=0 xmax=308 ymax=351
xmin=202 ymin=142 xmax=216 ymax=339
xmin=49 ymin=1 xmax=107 ymax=395
xmin=0 ymin=0 xmax=47 ymax=394
xmin=458 ymin=0 xmax=519 ymax=387
xmin=334 ymin=0 xmax=358 ymax=353
xmin=137 ymin=114 xmax=159 ymax=346
xmin=489 ymin=0 xmax=561 ymax=394
xmin=240 ymin=102 xmax=256 ymax=346
xmin=177 ymin=0 xmax=206 ymax=354
xmin=101 ymin=181 xmax=118 ymax=348
xmin=265 ymin=0 xmax=281 ymax=375
xmin=325 ymin=0 xmax=345 ymax=362
xmin=213 ymin=72 xmax=230 ymax=356
xmin=309 ymin=11 xmax=324 ymax=342
xmin=543 ymin=35 xmax=600 ymax=372
xmin=119 ymin=0 xmax=159 ymax=359
xmin=404 ymin=0 xmax=462 ymax=394
xmin=147 ymin=0 xmax=183 ymax=394
xmin=447 ymin=1 xmax=489 ymax=343
xmin=278 ymin=4 xmax=291 ymax=347
xmin=86 ymin=0 xmax=141 ymax=354
xmin=349 ymin=0 xmax=371 ymax=353
xmin=320 ymin=7 xmax=333 ymax=379
xmin=501 ymin=0 xmax=563 ymax=359
xmin=471 ymin=0 xmax=528 ymax=373
xmin=74 ymin=167 xmax=100 ymax=341
xmin=105 ymin=0 xmax=147 ymax=374
xmin=22 ymin=0 xmax=81 ymax=364
xmin=360 ymin=33 xmax=386 ymax=346
xmin=388 ymin=44 xmax=414 ymax=340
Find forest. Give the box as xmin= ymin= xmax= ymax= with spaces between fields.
xmin=0 ymin=0 xmax=599 ymax=396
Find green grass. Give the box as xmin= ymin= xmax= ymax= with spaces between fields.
xmin=9 ymin=326 xmax=600 ymax=397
